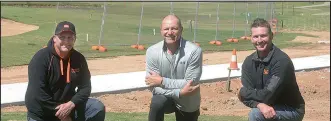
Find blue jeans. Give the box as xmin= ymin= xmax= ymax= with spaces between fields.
xmin=249 ymin=105 xmax=305 ymax=121
xmin=27 ymin=98 xmax=105 ymax=121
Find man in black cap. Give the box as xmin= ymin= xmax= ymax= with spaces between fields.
xmin=25 ymin=21 xmax=106 ymax=121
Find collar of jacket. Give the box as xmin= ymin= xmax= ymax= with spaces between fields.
xmin=162 ymin=37 xmax=184 ymax=52
xmin=46 ymin=37 xmax=73 ymax=83
xmin=252 ymin=43 xmax=276 ymax=63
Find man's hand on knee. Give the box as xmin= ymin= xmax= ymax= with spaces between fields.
xmin=55 ymin=101 xmax=76 ymax=120
xmin=180 ymin=80 xmax=199 ymax=97
xmin=257 ymin=103 xmax=276 ymax=119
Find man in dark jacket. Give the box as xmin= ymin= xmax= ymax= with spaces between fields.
xmin=238 ymin=18 xmax=305 ymax=121
xmin=25 ymin=21 xmax=105 ymax=121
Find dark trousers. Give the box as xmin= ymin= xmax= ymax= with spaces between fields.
xmin=27 ymin=98 xmax=105 ymax=121
xmin=148 ymin=95 xmax=200 ymax=121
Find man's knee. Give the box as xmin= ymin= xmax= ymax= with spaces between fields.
xmin=26 ymin=116 xmax=38 ymax=121
xmin=83 ymin=98 xmax=105 ymax=121
xmin=150 ymin=95 xmax=169 ymax=110
xmin=87 ymin=98 xmax=105 ymax=113
xmin=249 ymin=108 xmax=264 ymax=121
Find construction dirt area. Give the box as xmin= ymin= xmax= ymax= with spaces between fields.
xmin=1 ymin=18 xmax=330 ymax=121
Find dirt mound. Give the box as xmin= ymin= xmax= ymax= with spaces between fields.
xmin=1 ymin=18 xmax=39 ymax=37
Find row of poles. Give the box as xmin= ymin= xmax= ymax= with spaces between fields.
xmin=130 ymin=2 xmax=277 ymax=50
xmin=132 ymin=2 xmax=202 ymax=49
xmin=52 ymin=2 xmax=278 ymax=52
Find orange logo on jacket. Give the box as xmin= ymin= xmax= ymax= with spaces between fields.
xmin=263 ymin=69 xmax=269 ymax=75
xmin=71 ymin=68 xmax=80 ymax=73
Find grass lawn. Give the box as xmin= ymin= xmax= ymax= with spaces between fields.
xmin=1 ymin=112 xmax=247 ymax=121
xmin=0 ymin=2 xmax=329 ymax=120
xmin=1 ymin=2 xmax=329 ymax=67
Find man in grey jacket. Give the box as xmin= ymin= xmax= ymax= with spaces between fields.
xmin=145 ymin=14 xmax=203 ymax=121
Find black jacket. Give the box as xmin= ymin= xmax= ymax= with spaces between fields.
xmin=25 ymin=37 xmax=91 ymax=120
xmin=239 ymin=44 xmax=305 ymax=114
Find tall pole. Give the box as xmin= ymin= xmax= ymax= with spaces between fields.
xmin=292 ymin=4 xmax=295 ymax=16
xmin=231 ymin=3 xmax=236 ymax=38
xmin=53 ymin=2 xmax=60 ymax=35
xmin=215 ymin=3 xmax=220 ymax=40
xmin=55 ymin=2 xmax=59 ymax=26
xmin=98 ymin=2 xmax=107 ymax=46
xmin=257 ymin=2 xmax=260 ymax=18
xmin=281 ymin=2 xmax=284 ymax=15
xmin=270 ymin=2 xmax=273 ymax=20
xmin=137 ymin=2 xmax=144 ymax=45
xmin=245 ymin=2 xmax=249 ymax=36
xmin=170 ymin=2 xmax=173 ymax=14
xmin=193 ymin=2 xmax=199 ymax=43
xmin=265 ymin=2 xmax=268 ymax=19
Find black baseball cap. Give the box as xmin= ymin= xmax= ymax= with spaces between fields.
xmin=54 ymin=21 xmax=76 ymax=35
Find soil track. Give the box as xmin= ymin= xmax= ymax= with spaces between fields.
xmin=1 ymin=19 xmax=39 ymax=37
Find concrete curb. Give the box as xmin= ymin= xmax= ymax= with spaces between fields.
xmin=1 ymin=55 xmax=329 ymax=106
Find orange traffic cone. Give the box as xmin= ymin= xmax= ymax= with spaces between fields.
xmin=228 ymin=49 xmax=239 ymax=70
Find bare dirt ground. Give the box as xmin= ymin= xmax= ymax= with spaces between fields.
xmin=1 ymin=19 xmax=330 ymax=121
xmin=2 ymin=69 xmax=330 ymax=121
xmin=1 ymin=19 xmax=39 ymax=37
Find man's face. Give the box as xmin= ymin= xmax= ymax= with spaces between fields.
xmin=251 ymin=27 xmax=273 ymax=53
xmin=53 ymin=31 xmax=75 ymax=52
xmin=160 ymin=18 xmax=182 ymax=44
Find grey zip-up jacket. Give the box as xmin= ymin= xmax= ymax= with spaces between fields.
xmin=145 ymin=38 xmax=203 ymax=112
